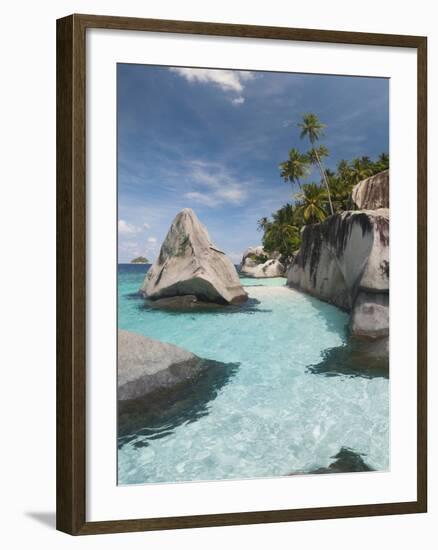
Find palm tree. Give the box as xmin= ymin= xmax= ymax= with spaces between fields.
xmin=327 ymin=173 xmax=352 ymax=213
xmin=279 ymin=148 xmax=310 ymax=190
xmin=350 ymin=158 xmax=373 ymax=186
xmin=295 ymin=183 xmax=328 ymax=224
xmin=298 ymin=114 xmax=334 ymax=215
xmin=265 ymin=221 xmax=300 ymax=256
xmin=306 ymin=145 xmax=329 ymax=166
xmin=337 ymin=159 xmax=352 ymax=184
xmin=273 ymin=203 xmax=297 ymax=226
xmin=257 ymin=216 xmax=270 ymax=232
xmin=375 ymin=152 xmax=389 ymax=172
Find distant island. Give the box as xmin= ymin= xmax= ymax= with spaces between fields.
xmin=130 ymin=256 xmax=149 ymax=264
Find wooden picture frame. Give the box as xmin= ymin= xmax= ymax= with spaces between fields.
xmin=56 ymin=13 xmax=427 ymax=535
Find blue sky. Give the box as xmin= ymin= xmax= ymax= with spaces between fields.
xmin=117 ymin=64 xmax=388 ymax=263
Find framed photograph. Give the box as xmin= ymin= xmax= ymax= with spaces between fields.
xmin=56 ymin=14 xmax=427 ymax=535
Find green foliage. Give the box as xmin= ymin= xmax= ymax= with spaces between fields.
xmin=265 ymin=112 xmax=389 ymax=259
xmin=279 ymin=148 xmax=309 ymax=190
xmin=246 ymin=252 xmax=269 ymax=264
xmin=261 ymin=149 xmax=389 ymax=259
xmin=295 ymin=183 xmax=328 ymax=224
xmin=298 ymin=113 xmax=326 ymax=144
xmin=258 ymin=203 xmax=301 ymax=259
xmin=327 ymin=155 xmax=389 ymax=212
xmin=130 ymin=256 xmax=149 ymax=264
xmin=297 ymin=114 xmax=334 ymax=214
xmin=306 ymin=145 xmax=329 ymax=164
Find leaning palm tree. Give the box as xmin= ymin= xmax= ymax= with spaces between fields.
xmin=307 ymin=145 xmax=329 ymax=166
xmin=279 ymin=148 xmax=310 ymax=190
xmin=295 ymin=183 xmax=328 ymax=224
xmin=298 ymin=113 xmax=334 ymax=215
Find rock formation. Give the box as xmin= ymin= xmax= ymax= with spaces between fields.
xmin=287 ymin=209 xmax=389 ymax=339
xmin=240 ymin=246 xmax=285 ymax=278
xmin=118 ymin=330 xmax=239 ymax=436
xmin=352 ymin=169 xmax=389 ymax=210
xmin=118 ymin=330 xmax=235 ymax=402
xmin=141 ymin=208 xmax=247 ymax=305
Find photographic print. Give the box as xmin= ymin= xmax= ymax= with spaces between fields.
xmin=116 ymin=63 xmax=389 ymax=485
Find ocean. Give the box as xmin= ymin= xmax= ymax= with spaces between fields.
xmin=117 ymin=263 xmax=389 ymax=484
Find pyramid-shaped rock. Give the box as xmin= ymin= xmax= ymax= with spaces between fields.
xmin=141 ymin=209 xmax=248 ymax=305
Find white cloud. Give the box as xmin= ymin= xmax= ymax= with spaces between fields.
xmin=215 ymin=188 xmax=246 ymax=202
xmin=147 ymin=236 xmax=157 ymax=244
xmin=184 ymin=192 xmax=218 ymax=207
xmin=182 ymin=161 xmax=249 ymax=207
xmin=118 ymin=219 xmax=142 ymax=235
xmin=169 ymin=67 xmax=254 ymax=104
xmin=143 ymin=222 xmax=151 ymax=229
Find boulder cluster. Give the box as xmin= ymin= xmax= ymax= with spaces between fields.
xmin=287 ymin=170 xmax=390 ymax=339
xmin=239 ymin=246 xmax=285 ymax=278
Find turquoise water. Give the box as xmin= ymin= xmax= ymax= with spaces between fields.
xmin=118 ymin=264 xmax=389 ymax=484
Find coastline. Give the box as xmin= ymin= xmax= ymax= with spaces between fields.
xmin=117 ymin=264 xmax=388 ymax=484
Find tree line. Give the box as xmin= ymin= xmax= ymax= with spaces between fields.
xmin=258 ymin=113 xmax=389 ymax=259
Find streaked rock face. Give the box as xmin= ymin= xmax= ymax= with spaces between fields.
xmin=141 ymin=208 xmax=247 ymax=305
xmin=240 ymin=246 xmax=285 ymax=278
xmin=352 ymin=170 xmax=389 ymax=210
xmin=287 ymin=209 xmax=389 ymax=339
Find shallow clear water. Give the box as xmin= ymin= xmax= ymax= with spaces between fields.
xmin=118 ymin=264 xmax=389 ymax=484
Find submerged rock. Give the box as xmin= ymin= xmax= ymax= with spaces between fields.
xmin=141 ymin=208 xmax=247 ymax=305
xmin=289 ymin=447 xmax=373 ymax=476
xmin=240 ymin=246 xmax=285 ymax=278
xmin=287 ymin=209 xmax=389 ymax=339
xmin=352 ymin=169 xmax=389 ymax=210
xmin=311 ymin=447 xmax=373 ymax=474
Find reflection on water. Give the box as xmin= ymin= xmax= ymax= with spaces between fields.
xmin=308 ymin=337 xmax=389 ymax=379
xmin=140 ymin=296 xmax=269 ymax=315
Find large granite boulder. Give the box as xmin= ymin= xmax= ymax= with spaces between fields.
xmin=118 ymin=330 xmax=203 ymax=402
xmin=240 ymin=246 xmax=285 ymax=278
xmin=141 ymin=209 xmax=247 ymax=305
xmin=118 ymin=330 xmax=239 ymax=436
xmin=287 ymin=209 xmax=389 ymax=339
xmin=352 ymin=170 xmax=389 ymax=210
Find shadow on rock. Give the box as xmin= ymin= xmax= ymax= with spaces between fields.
xmin=308 ymin=337 xmax=389 ymax=379
xmin=118 ymin=359 xmax=239 ymax=446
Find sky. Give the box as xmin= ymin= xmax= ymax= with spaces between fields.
xmin=117 ymin=64 xmax=389 ymax=263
